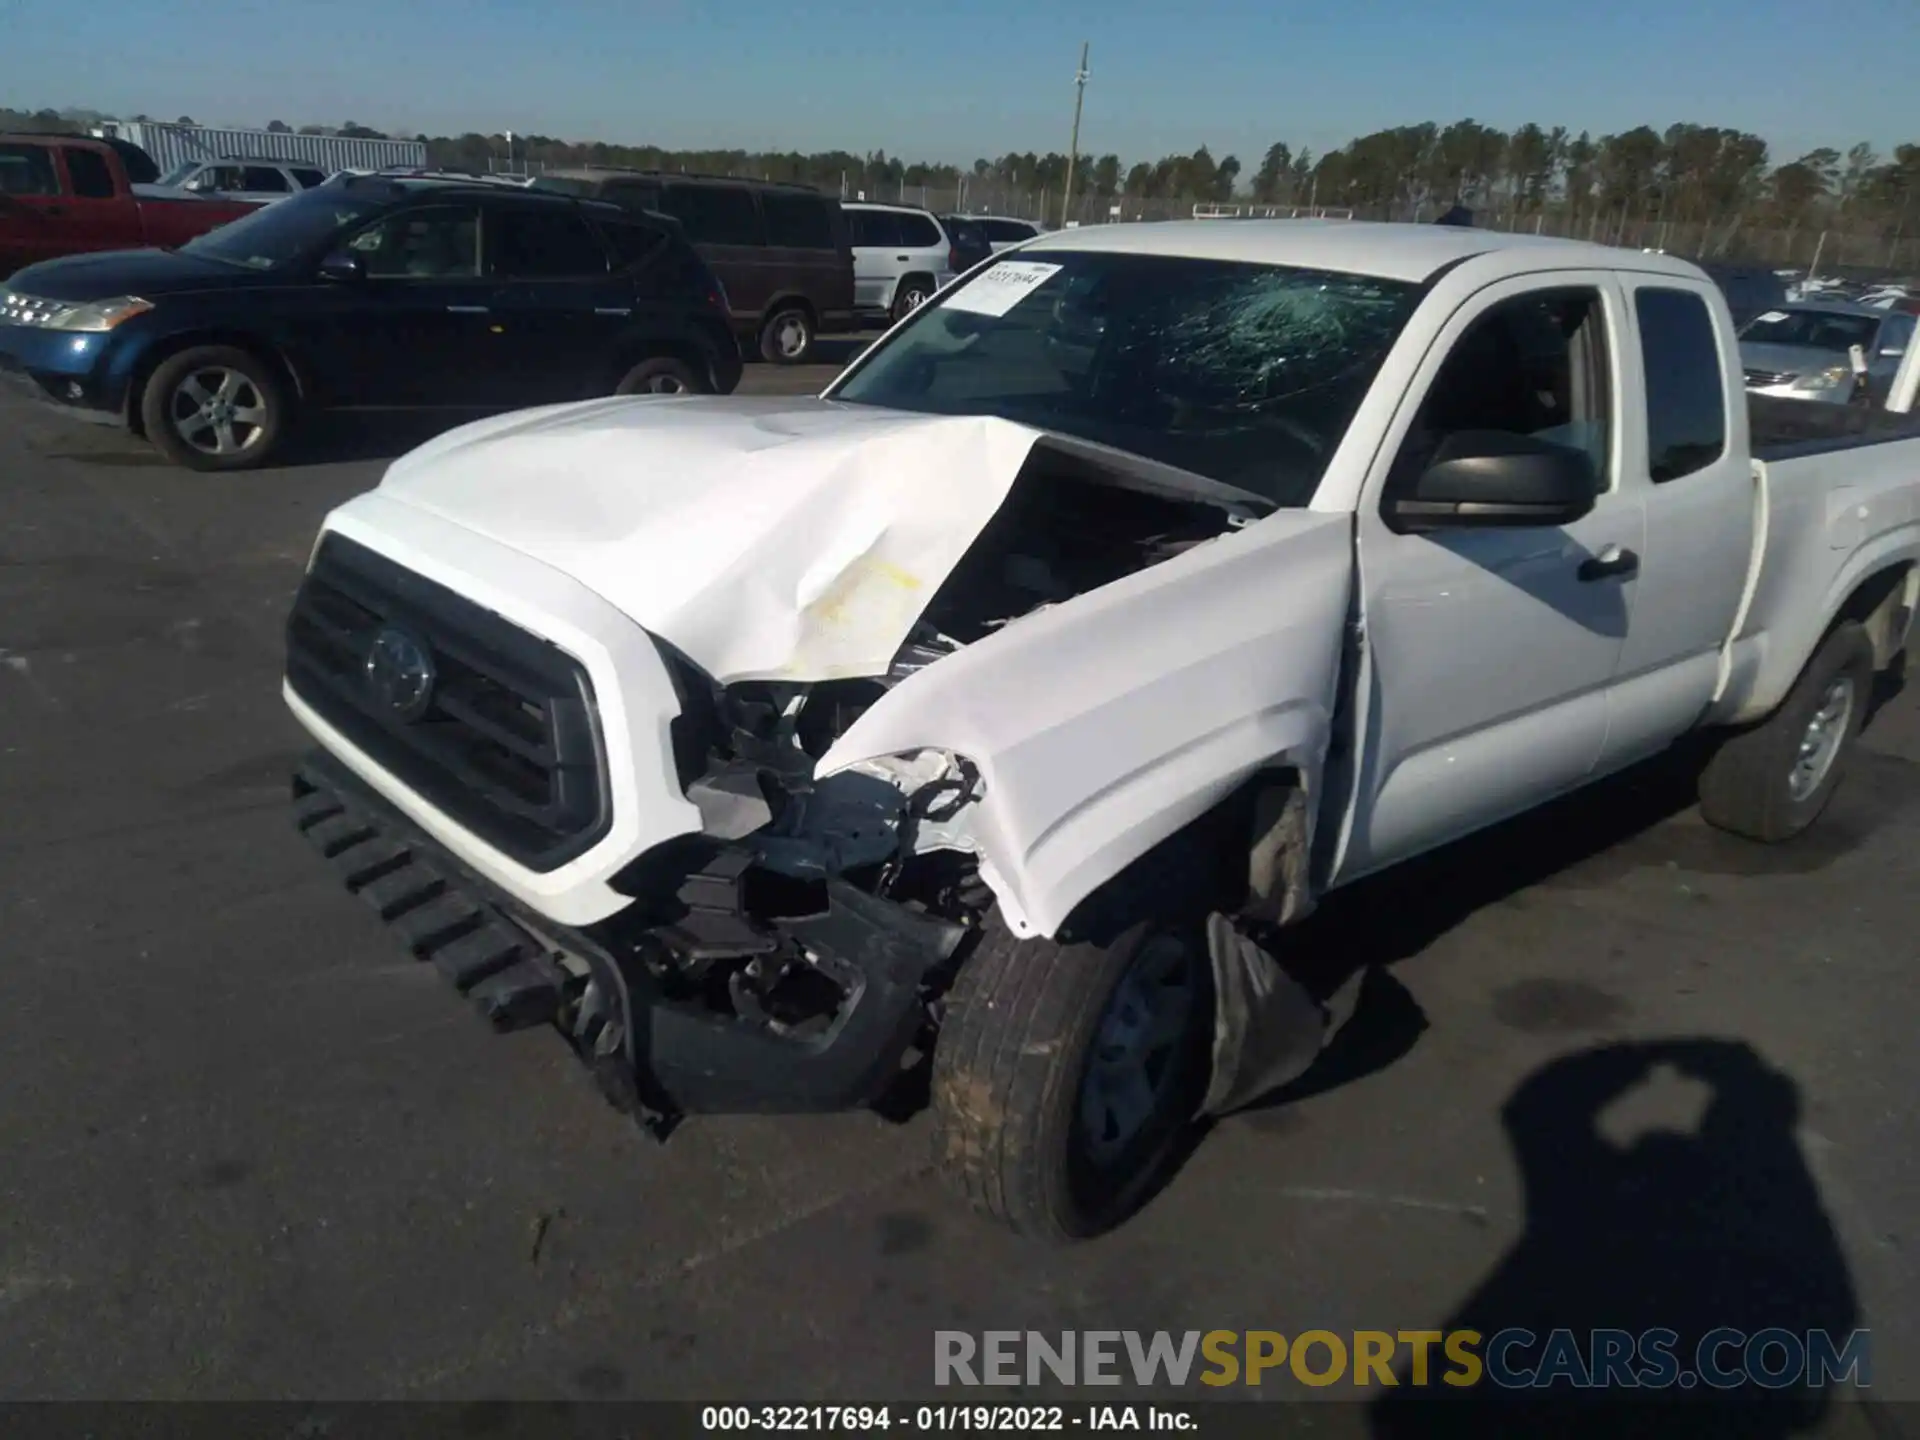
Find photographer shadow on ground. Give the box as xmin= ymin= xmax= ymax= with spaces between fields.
xmin=1369 ymin=1038 xmax=1862 ymax=1440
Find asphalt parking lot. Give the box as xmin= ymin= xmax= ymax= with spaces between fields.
xmin=2 ymin=349 xmax=1918 ymax=1432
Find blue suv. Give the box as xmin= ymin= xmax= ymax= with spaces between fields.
xmin=0 ymin=175 xmax=742 ymax=470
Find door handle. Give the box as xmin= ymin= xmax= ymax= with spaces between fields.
xmin=895 ymin=254 xmax=910 ymax=261
xmin=446 ymin=304 xmax=489 ymax=314
xmin=1577 ymin=545 xmax=1639 ymax=582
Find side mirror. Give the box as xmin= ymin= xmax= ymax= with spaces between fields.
xmin=1389 ymin=430 xmax=1598 ymax=531
xmin=317 ymin=250 xmax=366 ymax=284
xmin=1849 ymin=343 xmax=1869 ymax=376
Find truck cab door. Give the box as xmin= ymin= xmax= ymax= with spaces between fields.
xmin=0 ymin=141 xmax=67 ymax=275
xmin=1335 ymin=273 xmax=1642 ymax=882
xmin=55 ymin=146 xmax=144 ymax=256
xmin=1597 ymin=281 xmax=1755 ymax=772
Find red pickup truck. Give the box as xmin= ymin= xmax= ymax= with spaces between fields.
xmin=0 ymin=135 xmax=256 ymax=279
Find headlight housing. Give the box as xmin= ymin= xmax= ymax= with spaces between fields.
xmin=0 ymin=292 xmax=153 ymax=332
xmin=1793 ymin=365 xmax=1852 ymax=392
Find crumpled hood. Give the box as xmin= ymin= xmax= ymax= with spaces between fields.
xmin=369 ymin=395 xmax=1048 ymax=682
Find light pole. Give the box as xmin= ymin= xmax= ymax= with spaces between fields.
xmin=1061 ymin=42 xmax=1089 ymax=228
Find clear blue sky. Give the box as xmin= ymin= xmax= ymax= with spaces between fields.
xmin=6 ymin=0 xmax=1914 ymax=167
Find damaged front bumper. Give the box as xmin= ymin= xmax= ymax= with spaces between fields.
xmin=293 ymin=747 xmax=963 ymax=1133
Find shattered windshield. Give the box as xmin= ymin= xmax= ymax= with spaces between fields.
xmin=830 ymin=250 xmax=1420 ymax=506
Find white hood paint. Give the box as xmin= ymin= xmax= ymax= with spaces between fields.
xmin=372 ymin=396 xmax=1046 ymax=683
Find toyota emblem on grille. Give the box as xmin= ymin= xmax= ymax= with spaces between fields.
xmin=364 ymin=626 xmax=436 ymax=720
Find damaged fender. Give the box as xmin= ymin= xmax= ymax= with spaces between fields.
xmin=815 ymin=511 xmax=1357 ymax=939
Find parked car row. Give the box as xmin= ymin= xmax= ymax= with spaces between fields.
xmin=527 ymin=169 xmax=1039 ymax=360
xmin=0 ymin=133 xmax=257 ymax=277
xmin=0 ymin=174 xmax=742 ymax=469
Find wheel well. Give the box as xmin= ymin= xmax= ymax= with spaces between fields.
xmin=1053 ymin=767 xmax=1304 ymax=946
xmin=605 ymin=339 xmax=710 ymax=393
xmin=760 ymin=295 xmax=818 ymax=329
xmin=1833 ymin=563 xmax=1916 ymax=671
xmin=898 ymin=271 xmax=935 ymax=297
xmin=126 ymin=332 xmax=303 ymax=438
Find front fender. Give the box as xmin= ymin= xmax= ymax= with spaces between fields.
xmin=816 ymin=511 xmax=1355 ymax=938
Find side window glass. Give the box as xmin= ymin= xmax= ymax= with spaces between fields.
xmin=1635 ymin=287 xmax=1726 ymax=483
xmin=64 ymin=148 xmax=115 ymax=199
xmin=849 ymin=210 xmax=897 ymax=247
xmin=1882 ymin=316 xmax=1913 ymax=356
xmin=1391 ymin=287 xmax=1612 ymax=500
xmin=489 ymin=207 xmax=609 ymax=278
xmin=242 ymin=167 xmax=291 ymax=193
xmin=897 ymin=213 xmax=942 ymax=248
xmin=291 ymin=168 xmax=327 ymax=189
xmin=347 ymin=205 xmax=481 ymax=278
xmin=0 ymin=144 xmax=59 ymax=195
xmin=761 ymin=192 xmax=834 ymax=249
xmin=605 ymin=181 xmax=662 ymax=212
xmin=598 ymin=219 xmax=666 ymax=269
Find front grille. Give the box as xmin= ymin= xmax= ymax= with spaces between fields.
xmin=1745 ymin=368 xmax=1792 ymax=387
xmin=285 ymin=533 xmax=610 ymax=872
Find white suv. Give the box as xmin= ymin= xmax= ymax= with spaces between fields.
xmin=842 ymin=202 xmax=957 ymax=323
xmin=156 ymin=159 xmax=331 ymax=204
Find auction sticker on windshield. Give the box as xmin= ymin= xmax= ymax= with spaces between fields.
xmin=942 ymin=261 xmax=1064 ymax=317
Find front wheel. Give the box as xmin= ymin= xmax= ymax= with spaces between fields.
xmin=1698 ymin=621 xmax=1873 ymax=842
xmin=140 ymin=345 xmax=286 ymax=471
xmin=614 ymin=356 xmax=706 ymax=396
xmin=930 ymin=913 xmax=1214 ymax=1243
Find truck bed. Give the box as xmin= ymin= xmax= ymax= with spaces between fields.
xmin=1715 ymin=402 xmax=1920 ymax=727
xmin=1750 ymin=393 xmax=1920 ymax=460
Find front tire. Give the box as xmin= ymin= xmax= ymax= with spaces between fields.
xmin=758 ymin=305 xmax=815 ymax=364
xmin=1698 ymin=621 xmax=1873 ymax=842
xmin=140 ymin=345 xmax=286 ymax=471
xmin=930 ymin=912 xmax=1214 ymax=1243
xmin=614 ymin=356 xmax=706 ymax=396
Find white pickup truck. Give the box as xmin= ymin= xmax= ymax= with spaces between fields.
xmin=284 ymin=222 xmax=1920 ymax=1243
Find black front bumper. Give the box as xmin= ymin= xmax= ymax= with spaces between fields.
xmin=292 ymin=748 xmax=953 ymax=1129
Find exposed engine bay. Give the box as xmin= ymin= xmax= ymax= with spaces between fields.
xmin=590 ymin=446 xmax=1251 ymax=1062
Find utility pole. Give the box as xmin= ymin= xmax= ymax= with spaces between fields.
xmin=1061 ymin=42 xmax=1089 ymax=229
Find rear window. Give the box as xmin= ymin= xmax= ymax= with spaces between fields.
xmin=662 ymin=183 xmax=763 ymax=246
xmin=983 ymin=219 xmax=1037 ymax=243
xmin=0 ymin=144 xmax=59 ymax=196
xmin=1635 ymin=287 xmax=1727 ymax=483
xmin=596 ymin=218 xmax=668 ymax=269
xmin=896 ymin=212 xmax=942 ymax=248
xmin=761 ymin=191 xmax=835 ymax=249
xmin=64 ymin=148 xmax=115 ymax=199
xmin=489 ymin=206 xmax=610 ymax=277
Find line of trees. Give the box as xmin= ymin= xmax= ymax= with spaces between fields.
xmin=8 ymin=104 xmax=1915 ymax=244
xmin=412 ymin=119 xmax=1920 ymax=242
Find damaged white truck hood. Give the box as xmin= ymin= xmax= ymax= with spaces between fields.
xmin=372 ymin=395 xmax=1049 ymax=682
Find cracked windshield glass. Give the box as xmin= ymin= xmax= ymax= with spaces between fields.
xmin=833 ymin=251 xmax=1418 ymax=506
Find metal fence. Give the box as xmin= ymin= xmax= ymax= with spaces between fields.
xmin=96 ymin=121 xmax=427 ymax=176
